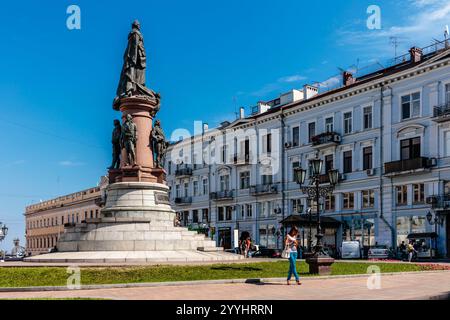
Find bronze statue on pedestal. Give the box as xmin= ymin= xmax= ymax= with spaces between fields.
xmin=151 ymin=120 xmax=169 ymax=168
xmin=121 ymin=114 xmax=137 ymax=166
xmin=109 ymin=119 xmax=122 ymax=170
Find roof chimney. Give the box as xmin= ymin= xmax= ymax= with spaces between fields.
xmin=343 ymin=71 xmax=356 ymax=86
xmin=303 ymin=85 xmax=319 ymax=100
xmin=239 ymin=107 xmax=245 ymax=119
xmin=203 ymin=123 xmax=209 ymax=134
xmin=409 ymin=47 xmax=423 ymax=63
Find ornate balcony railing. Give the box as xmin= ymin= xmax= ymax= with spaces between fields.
xmin=175 ymin=167 xmax=193 ymax=177
xmin=384 ymin=157 xmax=436 ymax=175
xmin=311 ymin=132 xmax=341 ymax=147
xmin=433 ymin=102 xmax=450 ymax=122
xmin=174 ymin=197 xmax=192 ymax=205
xmin=426 ymin=195 xmax=450 ymax=210
xmin=210 ymin=191 xmax=234 ymax=201
xmin=250 ymin=184 xmax=279 ymax=195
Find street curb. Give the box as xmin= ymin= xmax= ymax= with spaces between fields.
xmin=1 ymin=270 xmax=449 ymax=293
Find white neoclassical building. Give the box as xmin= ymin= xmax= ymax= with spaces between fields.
xmin=165 ymin=42 xmax=450 ymax=258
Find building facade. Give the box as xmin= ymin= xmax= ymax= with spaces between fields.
xmin=25 ymin=187 xmax=101 ymax=255
xmin=165 ymin=43 xmax=450 ymax=257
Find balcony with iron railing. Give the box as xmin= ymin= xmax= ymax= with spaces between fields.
xmin=432 ymin=102 xmax=450 ymax=122
xmin=311 ymin=132 xmax=341 ymax=148
xmin=175 ymin=167 xmax=193 ymax=177
xmin=250 ymin=184 xmax=279 ymax=195
xmin=426 ymin=195 xmax=450 ymax=211
xmin=210 ymin=190 xmax=234 ymax=201
xmin=384 ymin=157 xmax=436 ymax=176
xmin=174 ymin=197 xmax=192 ymax=205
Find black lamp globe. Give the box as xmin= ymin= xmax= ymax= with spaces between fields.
xmin=328 ymin=169 xmax=340 ymax=186
xmin=294 ymin=167 xmax=307 ymax=185
xmin=311 ymin=158 xmax=323 ymax=176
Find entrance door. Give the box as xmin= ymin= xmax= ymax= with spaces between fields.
xmin=218 ymin=228 xmax=232 ymax=249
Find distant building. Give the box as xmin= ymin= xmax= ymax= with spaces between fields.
xmin=25 ymin=187 xmax=101 ymax=255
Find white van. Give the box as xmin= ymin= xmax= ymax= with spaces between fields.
xmin=341 ymin=241 xmax=362 ymax=259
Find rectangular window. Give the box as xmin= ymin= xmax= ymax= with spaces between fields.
xmin=446 ymin=84 xmax=450 ymax=105
xmin=343 ymin=193 xmax=355 ymax=210
xmin=292 ymin=199 xmax=302 ymax=214
xmin=396 ymin=185 xmax=408 ymax=206
xmin=343 ymin=150 xmax=352 ymax=173
xmin=446 ymin=132 xmax=450 ymax=157
xmin=202 ymin=209 xmax=209 ymax=222
xmin=240 ymin=171 xmax=250 ymax=189
xmin=202 ymin=178 xmax=208 ymax=195
xmin=401 ymin=92 xmax=421 ymax=120
xmin=325 ymin=195 xmax=335 ymax=211
xmin=325 ymin=117 xmax=334 ymax=132
xmin=400 ymin=137 xmax=421 ymax=160
xmin=413 ymin=183 xmax=425 ymax=204
xmin=262 ymin=174 xmax=273 ymax=185
xmin=292 ymin=126 xmax=299 ymax=147
xmin=193 ymin=180 xmax=199 ymax=196
xmin=308 ymin=122 xmax=316 ymax=143
xmin=262 ymin=134 xmax=272 ymax=154
xmin=221 ymin=145 xmax=228 ymax=163
xmin=363 ymin=146 xmax=373 ymax=170
xmin=168 ymin=161 xmax=172 ymax=175
xmin=325 ymin=155 xmax=334 ymax=173
xmin=363 ymin=106 xmax=373 ymax=129
xmin=362 ymin=190 xmax=375 ymax=208
xmin=344 ymin=112 xmax=352 ymax=134
xmin=218 ymin=207 xmax=224 ymax=221
xmin=292 ymin=161 xmax=300 ymax=181
xmin=192 ymin=210 xmax=199 ymax=223
xmin=184 ymin=183 xmax=189 ymax=197
xmin=220 ymin=175 xmax=230 ymax=191
xmin=246 ymin=204 xmax=253 ymax=217
xmin=175 ymin=185 xmax=180 ymax=198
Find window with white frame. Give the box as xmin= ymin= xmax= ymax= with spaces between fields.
xmin=343 ymin=193 xmax=355 ymax=210
xmin=292 ymin=126 xmax=299 ymax=147
xmin=220 ymin=175 xmax=230 ymax=191
xmin=202 ymin=178 xmax=208 ymax=195
xmin=246 ymin=204 xmax=253 ymax=217
xmin=446 ymin=84 xmax=450 ymax=105
xmin=324 ymin=195 xmax=335 ymax=211
xmin=240 ymin=171 xmax=250 ymax=189
xmin=193 ymin=180 xmax=199 ymax=196
xmin=308 ymin=122 xmax=316 ymax=142
xmin=262 ymin=133 xmax=272 ymax=154
xmin=325 ymin=117 xmax=334 ymax=132
xmin=363 ymin=106 xmax=373 ymax=129
xmin=184 ymin=182 xmax=189 ymax=197
xmin=292 ymin=199 xmax=302 ymax=214
xmin=175 ymin=184 xmax=180 ymax=198
xmin=344 ymin=112 xmax=352 ymax=134
xmin=413 ymin=183 xmax=425 ymax=204
xmin=445 ymin=131 xmax=450 ymax=157
xmin=362 ymin=190 xmax=375 ymax=208
xmin=396 ymin=185 xmax=408 ymax=206
xmin=401 ymin=92 xmax=421 ymax=120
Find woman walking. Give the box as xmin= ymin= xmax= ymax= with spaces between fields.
xmin=285 ymin=226 xmax=301 ymax=285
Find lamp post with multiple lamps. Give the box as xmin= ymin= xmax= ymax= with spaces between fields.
xmin=426 ymin=211 xmax=444 ymax=255
xmin=294 ymin=157 xmax=340 ymax=275
xmin=0 ymin=222 xmax=8 ymax=260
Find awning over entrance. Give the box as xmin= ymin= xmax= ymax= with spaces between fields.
xmin=407 ymin=232 xmax=438 ymax=239
xmin=280 ymin=215 xmax=341 ymax=228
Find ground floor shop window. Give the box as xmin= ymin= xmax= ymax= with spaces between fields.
xmin=342 ymin=217 xmax=375 ymax=246
xmin=396 ymin=215 xmax=427 ymax=245
xmin=259 ymin=224 xmax=277 ymax=248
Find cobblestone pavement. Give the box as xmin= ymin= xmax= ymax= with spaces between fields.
xmin=0 ymin=271 xmax=449 ymax=300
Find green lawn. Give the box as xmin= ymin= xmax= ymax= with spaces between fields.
xmin=0 ymin=261 xmax=446 ymax=288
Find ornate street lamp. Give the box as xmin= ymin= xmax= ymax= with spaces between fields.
xmin=426 ymin=211 xmax=444 ymax=254
xmin=294 ymin=157 xmax=339 ymax=275
xmin=0 ymin=222 xmax=8 ymax=241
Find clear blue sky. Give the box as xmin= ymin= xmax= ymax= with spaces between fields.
xmin=1 ymin=0 xmax=449 ymax=251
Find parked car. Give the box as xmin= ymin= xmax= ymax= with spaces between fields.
xmin=252 ymin=247 xmax=282 ymax=258
xmin=341 ymin=241 xmax=362 ymax=259
xmin=368 ymin=245 xmax=390 ymax=259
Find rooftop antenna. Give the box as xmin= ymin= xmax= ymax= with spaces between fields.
xmin=445 ymin=25 xmax=449 ymax=48
xmin=390 ymin=36 xmax=399 ymax=58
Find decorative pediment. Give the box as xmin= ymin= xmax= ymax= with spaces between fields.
xmin=396 ymin=124 xmax=425 ymax=138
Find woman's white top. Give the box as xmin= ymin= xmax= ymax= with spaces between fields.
xmin=286 ymin=234 xmax=297 ymax=252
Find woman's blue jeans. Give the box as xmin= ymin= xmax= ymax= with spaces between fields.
xmin=287 ymin=252 xmax=300 ymax=281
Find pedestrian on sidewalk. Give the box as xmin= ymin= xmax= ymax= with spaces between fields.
xmin=407 ymin=241 xmax=417 ymax=262
xmin=285 ymin=226 xmax=301 ymax=285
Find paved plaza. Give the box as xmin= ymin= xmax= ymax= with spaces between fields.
xmin=0 ymin=271 xmax=449 ymax=300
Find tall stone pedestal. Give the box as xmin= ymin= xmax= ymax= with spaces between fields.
xmin=306 ymin=256 xmax=335 ymax=275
